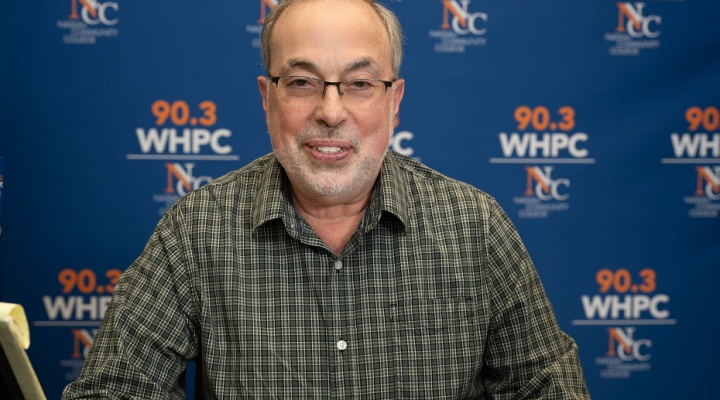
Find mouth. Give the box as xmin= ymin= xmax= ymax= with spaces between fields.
xmin=313 ymin=146 xmax=345 ymax=154
xmin=306 ymin=141 xmax=353 ymax=161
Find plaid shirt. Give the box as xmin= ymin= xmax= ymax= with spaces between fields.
xmin=63 ymin=152 xmax=590 ymax=399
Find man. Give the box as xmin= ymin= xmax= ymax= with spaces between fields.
xmin=63 ymin=0 xmax=590 ymax=398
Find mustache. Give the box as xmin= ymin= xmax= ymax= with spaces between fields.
xmin=296 ymin=124 xmax=360 ymax=146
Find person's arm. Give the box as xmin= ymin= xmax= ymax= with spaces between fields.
xmin=480 ymin=200 xmax=590 ymax=399
xmin=62 ymin=210 xmax=199 ymax=399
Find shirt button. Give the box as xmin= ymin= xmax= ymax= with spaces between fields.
xmin=337 ymin=340 xmax=347 ymax=351
xmin=334 ymin=260 xmax=343 ymax=271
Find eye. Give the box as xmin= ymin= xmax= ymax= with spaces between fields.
xmin=285 ymin=77 xmax=314 ymax=88
xmin=344 ymin=79 xmax=375 ymax=91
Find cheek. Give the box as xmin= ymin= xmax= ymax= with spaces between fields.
xmin=360 ymin=119 xmax=394 ymax=154
xmin=361 ymin=103 xmax=395 ymax=143
xmin=268 ymin=106 xmax=304 ymax=143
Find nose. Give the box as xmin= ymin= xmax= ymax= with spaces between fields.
xmin=314 ymin=84 xmax=348 ymax=127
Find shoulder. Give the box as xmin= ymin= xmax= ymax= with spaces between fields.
xmin=390 ymin=151 xmax=501 ymax=215
xmin=164 ymin=153 xmax=278 ymax=219
xmin=204 ymin=153 xmax=276 ymax=192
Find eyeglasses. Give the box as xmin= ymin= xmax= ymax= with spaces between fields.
xmin=270 ymin=75 xmax=394 ymax=111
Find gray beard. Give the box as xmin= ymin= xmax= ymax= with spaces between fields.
xmin=276 ymin=124 xmax=388 ymax=198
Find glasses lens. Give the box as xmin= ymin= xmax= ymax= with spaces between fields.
xmin=278 ymin=77 xmax=322 ymax=107
xmin=340 ymin=80 xmax=384 ymax=110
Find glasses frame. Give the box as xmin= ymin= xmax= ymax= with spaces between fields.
xmin=269 ymin=75 xmax=394 ymax=109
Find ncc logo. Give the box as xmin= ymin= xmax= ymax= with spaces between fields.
xmin=165 ymin=163 xmax=213 ymax=196
xmin=525 ymin=166 xmax=569 ymax=201
xmin=69 ymin=0 xmax=119 ymax=26
xmin=60 ymin=0 xmax=119 ymax=44
xmin=616 ymin=2 xmax=660 ymax=38
xmin=607 ymin=327 xmax=651 ymax=362
xmin=71 ymin=329 xmax=97 ymax=359
xmin=441 ymin=0 xmax=487 ymax=36
xmin=695 ymin=166 xmax=720 ymax=200
xmin=258 ymin=0 xmax=280 ymax=24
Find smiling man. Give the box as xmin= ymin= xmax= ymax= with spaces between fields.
xmin=257 ymin=0 xmax=405 ymax=256
xmin=63 ymin=1 xmax=590 ymax=398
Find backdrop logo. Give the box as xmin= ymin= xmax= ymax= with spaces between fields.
xmin=153 ymin=163 xmax=215 ymax=216
xmin=129 ymin=99 xmax=236 ymax=161
xmin=572 ymin=267 xmax=675 ymax=379
xmin=70 ymin=0 xmax=119 ymax=25
xmin=258 ymin=0 xmax=279 ymax=23
xmin=607 ymin=328 xmax=651 ymax=362
xmin=616 ymin=3 xmax=660 ymax=38
xmin=441 ymin=0 xmax=487 ymax=35
xmin=430 ymin=0 xmax=487 ymax=53
xmin=71 ymin=329 xmax=97 ymax=359
xmin=605 ymin=2 xmax=661 ymax=55
xmin=127 ymin=99 xmax=236 ymax=216
xmin=595 ymin=327 xmax=652 ymax=378
xmin=165 ymin=163 xmax=213 ymax=196
xmin=57 ymin=0 xmax=120 ymax=44
xmin=695 ymin=166 xmax=720 ymax=199
xmin=661 ymin=107 xmax=720 ymax=218
xmin=513 ymin=166 xmax=570 ymax=218
xmin=491 ymin=106 xmax=593 ymax=219
xmin=34 ymin=267 xmax=117 ymax=382
xmin=56 ymin=329 xmax=98 ymax=381
xmin=390 ymin=130 xmax=420 ymax=161
xmin=247 ymin=0 xmax=280 ymax=48
xmin=684 ymin=166 xmax=720 ymax=217
xmin=525 ymin=166 xmax=570 ymax=201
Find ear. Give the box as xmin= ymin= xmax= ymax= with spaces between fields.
xmin=391 ymin=78 xmax=405 ymax=118
xmin=258 ymin=76 xmax=269 ymax=112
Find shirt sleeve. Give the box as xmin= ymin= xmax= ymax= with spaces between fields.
xmin=479 ymin=199 xmax=591 ymax=399
xmin=61 ymin=209 xmax=199 ymax=400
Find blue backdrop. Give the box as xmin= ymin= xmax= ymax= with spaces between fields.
xmin=1 ymin=0 xmax=719 ymax=398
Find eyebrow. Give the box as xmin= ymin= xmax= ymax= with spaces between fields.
xmin=345 ymin=58 xmax=379 ymax=74
xmin=281 ymin=59 xmax=317 ymax=75
xmin=280 ymin=57 xmax=381 ymax=77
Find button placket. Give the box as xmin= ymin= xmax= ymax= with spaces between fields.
xmin=332 ymin=258 xmax=347 ymax=353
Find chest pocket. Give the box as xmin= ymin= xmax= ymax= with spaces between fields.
xmin=390 ymin=296 xmax=475 ymax=332
xmin=389 ymin=297 xmax=482 ymax=398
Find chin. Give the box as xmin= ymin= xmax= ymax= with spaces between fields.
xmin=304 ymin=173 xmax=356 ymax=197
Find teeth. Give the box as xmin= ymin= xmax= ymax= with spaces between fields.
xmin=314 ymin=146 xmax=343 ymax=154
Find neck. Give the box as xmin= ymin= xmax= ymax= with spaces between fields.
xmin=291 ymin=186 xmax=372 ymax=256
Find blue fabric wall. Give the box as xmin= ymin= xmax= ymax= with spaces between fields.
xmin=1 ymin=1 xmax=718 ymax=398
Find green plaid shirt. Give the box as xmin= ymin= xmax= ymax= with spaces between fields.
xmin=63 ymin=152 xmax=590 ymax=399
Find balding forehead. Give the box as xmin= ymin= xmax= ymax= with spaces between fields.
xmin=262 ymin=0 xmax=402 ymax=78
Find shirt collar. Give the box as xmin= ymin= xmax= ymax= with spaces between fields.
xmin=250 ymin=156 xmax=295 ymax=232
xmin=363 ymin=151 xmax=409 ymax=232
xmin=251 ymin=152 xmax=409 ymax=233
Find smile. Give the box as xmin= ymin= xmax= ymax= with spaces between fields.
xmin=314 ymin=146 xmax=345 ymax=154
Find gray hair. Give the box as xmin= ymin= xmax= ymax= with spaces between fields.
xmin=260 ymin=0 xmax=404 ymax=79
